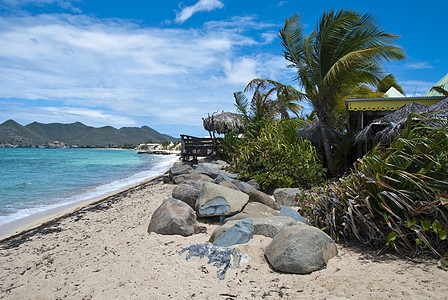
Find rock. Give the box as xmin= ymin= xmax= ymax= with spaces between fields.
xmin=220 ymin=181 xmax=241 ymax=191
xmin=196 ymin=162 xmax=224 ymax=171
xmin=196 ymin=182 xmax=249 ymax=217
xmin=225 ymin=202 xmax=279 ymax=222
xmin=248 ymin=190 xmax=281 ymax=210
xmin=172 ymin=181 xmax=203 ymax=209
xmin=246 ymin=179 xmax=260 ymax=190
xmin=148 ymin=198 xmax=197 ymax=236
xmin=172 ymin=174 xmax=189 ymax=184
xmin=231 ymin=180 xmax=256 ymax=194
xmin=273 ymin=188 xmax=301 ymax=206
xmin=264 ymin=225 xmax=338 ymax=274
xmin=213 ymin=173 xmax=234 ymax=184
xmin=213 ymin=218 xmax=254 ymax=247
xmin=162 ymin=174 xmax=171 ymax=183
xmin=169 ymin=164 xmax=194 ymax=178
xmin=280 ymin=206 xmax=307 ymax=224
xmin=210 ymin=171 xmax=238 ymax=181
xmin=188 ymin=171 xmax=213 ymax=183
xmin=210 ymin=216 xmax=302 ymax=242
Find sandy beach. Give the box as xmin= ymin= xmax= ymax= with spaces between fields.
xmin=0 ymin=177 xmax=447 ymax=299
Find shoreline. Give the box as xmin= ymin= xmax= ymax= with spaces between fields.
xmin=1 ymin=171 xmax=446 ymax=299
xmin=0 ymin=156 xmax=179 ymax=242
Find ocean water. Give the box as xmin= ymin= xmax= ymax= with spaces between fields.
xmin=0 ymin=148 xmax=178 ymax=226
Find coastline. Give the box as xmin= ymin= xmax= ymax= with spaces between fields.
xmin=1 ymin=172 xmax=446 ymax=299
xmin=0 ymin=155 xmax=179 ymax=242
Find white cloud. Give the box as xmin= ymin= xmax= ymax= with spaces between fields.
xmin=0 ymin=14 xmax=291 ymax=136
xmin=175 ymin=0 xmax=224 ymax=24
xmin=400 ymin=80 xmax=434 ymax=96
xmin=405 ymin=61 xmax=434 ymax=70
xmin=1 ymin=0 xmax=82 ymax=13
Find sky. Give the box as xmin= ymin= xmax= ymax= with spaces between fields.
xmin=0 ymin=0 xmax=447 ymax=137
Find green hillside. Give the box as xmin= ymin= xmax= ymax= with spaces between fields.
xmin=0 ymin=120 xmax=179 ymax=147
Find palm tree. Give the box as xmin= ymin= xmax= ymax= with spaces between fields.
xmin=279 ymin=10 xmax=405 ymax=169
xmin=244 ymin=78 xmax=304 ymax=119
xmin=376 ymin=74 xmax=405 ymax=94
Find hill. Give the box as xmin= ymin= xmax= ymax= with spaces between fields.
xmin=0 ymin=120 xmax=179 ymax=147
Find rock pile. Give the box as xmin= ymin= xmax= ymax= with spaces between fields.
xmin=149 ymin=159 xmax=337 ymax=276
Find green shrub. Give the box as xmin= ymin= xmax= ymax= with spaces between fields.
xmin=230 ymin=120 xmax=325 ymax=190
xmin=306 ymin=117 xmax=448 ymax=258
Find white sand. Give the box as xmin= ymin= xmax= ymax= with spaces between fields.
xmin=0 ymin=178 xmax=447 ymax=299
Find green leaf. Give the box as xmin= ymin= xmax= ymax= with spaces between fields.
xmin=439 ymin=230 xmax=447 ymax=241
xmin=433 ymin=221 xmax=443 ymax=234
xmin=385 ymin=231 xmax=397 ymax=246
xmin=415 ymin=238 xmax=423 ymax=245
xmin=422 ymin=220 xmax=431 ymax=231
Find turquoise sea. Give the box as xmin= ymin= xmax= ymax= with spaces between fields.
xmin=0 ymin=148 xmax=177 ymax=226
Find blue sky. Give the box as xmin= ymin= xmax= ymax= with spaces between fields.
xmin=0 ymin=0 xmax=447 ymax=137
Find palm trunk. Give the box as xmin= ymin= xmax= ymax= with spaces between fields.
xmin=320 ymin=121 xmax=333 ymax=173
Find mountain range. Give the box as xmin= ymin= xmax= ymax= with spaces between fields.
xmin=0 ymin=120 xmax=179 ymax=147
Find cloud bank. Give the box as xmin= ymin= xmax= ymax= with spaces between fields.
xmin=0 ymin=13 xmax=290 ymax=135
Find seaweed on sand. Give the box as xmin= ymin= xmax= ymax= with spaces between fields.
xmin=179 ymin=242 xmax=250 ymax=280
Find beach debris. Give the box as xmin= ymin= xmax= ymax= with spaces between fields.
xmin=179 ymin=242 xmax=250 ymax=280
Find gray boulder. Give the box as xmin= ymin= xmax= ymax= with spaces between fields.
xmin=273 ymin=188 xmax=301 ymax=206
xmin=280 ymin=206 xmax=307 ymax=224
xmin=264 ymin=225 xmax=338 ymax=274
xmin=210 ymin=216 xmax=302 ymax=242
xmin=213 ymin=218 xmax=254 ymax=247
xmin=148 ymin=198 xmax=197 ymax=236
xmin=248 ymin=190 xmax=281 ymax=210
xmin=172 ymin=180 xmax=203 ymax=209
xmin=246 ymin=179 xmax=260 ymax=190
xmin=213 ymin=173 xmax=234 ymax=184
xmin=225 ymin=202 xmax=279 ymax=222
xmin=196 ymin=182 xmax=249 ymax=217
xmin=188 ymin=171 xmax=213 ymax=183
xmin=169 ymin=164 xmax=194 ymax=178
xmin=172 ymin=174 xmax=189 ymax=184
xmin=220 ymin=181 xmax=241 ymax=191
xmin=232 ymin=180 xmax=256 ymax=194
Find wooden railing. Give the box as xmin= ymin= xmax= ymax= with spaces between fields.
xmin=180 ymin=135 xmax=217 ymax=161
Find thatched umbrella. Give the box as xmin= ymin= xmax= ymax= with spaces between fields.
xmin=202 ymin=112 xmax=247 ymax=137
xmin=295 ymin=120 xmax=341 ymax=148
xmin=355 ymin=102 xmax=429 ymax=145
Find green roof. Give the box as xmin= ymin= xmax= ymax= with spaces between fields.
xmin=424 ymin=72 xmax=448 ymax=96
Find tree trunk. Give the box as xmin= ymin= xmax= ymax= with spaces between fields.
xmin=320 ymin=121 xmax=333 ymax=173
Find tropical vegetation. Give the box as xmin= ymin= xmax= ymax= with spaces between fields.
xmin=215 ymin=9 xmax=447 ymax=263
xmin=279 ymin=9 xmax=405 ymax=169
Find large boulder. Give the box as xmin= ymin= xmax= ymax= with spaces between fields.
xmin=264 ymin=225 xmax=338 ymax=274
xmin=210 ymin=216 xmax=302 ymax=242
xmin=196 ymin=182 xmax=249 ymax=217
xmin=248 ymin=190 xmax=281 ymax=210
xmin=172 ymin=180 xmax=203 ymax=209
xmin=231 ymin=180 xmax=256 ymax=194
xmin=169 ymin=164 xmax=194 ymax=178
xmin=280 ymin=206 xmax=307 ymax=224
xmin=273 ymin=188 xmax=301 ymax=206
xmin=148 ymin=198 xmax=197 ymax=236
xmin=213 ymin=218 xmax=254 ymax=247
xmin=225 ymin=202 xmax=279 ymax=222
